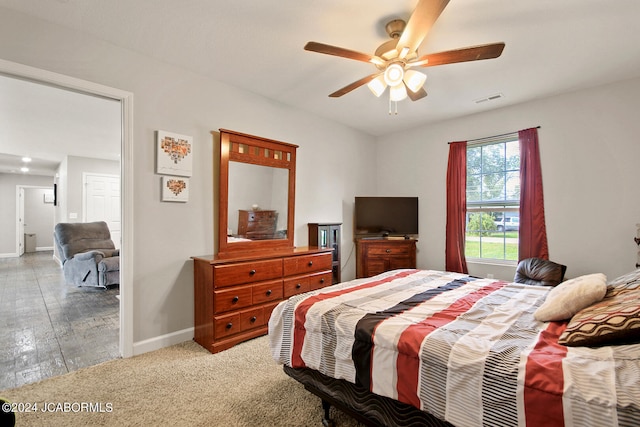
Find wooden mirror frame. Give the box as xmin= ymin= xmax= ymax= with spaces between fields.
xmin=216 ymin=129 xmax=297 ymax=257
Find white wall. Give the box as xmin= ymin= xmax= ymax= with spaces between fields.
xmin=0 ymin=7 xmax=376 ymax=348
xmin=376 ymin=76 xmax=640 ymax=282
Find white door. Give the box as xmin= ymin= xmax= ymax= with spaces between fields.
xmin=84 ymin=173 xmax=121 ymax=249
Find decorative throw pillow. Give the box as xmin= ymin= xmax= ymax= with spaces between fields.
xmin=606 ymin=268 xmax=640 ymax=297
xmin=534 ymin=273 xmax=607 ymax=322
xmin=558 ymin=288 xmax=640 ymax=347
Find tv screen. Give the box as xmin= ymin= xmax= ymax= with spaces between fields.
xmin=355 ymin=196 xmax=418 ymax=237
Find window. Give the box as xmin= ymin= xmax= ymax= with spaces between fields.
xmin=465 ymin=137 xmax=520 ymax=262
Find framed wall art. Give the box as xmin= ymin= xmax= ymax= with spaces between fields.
xmin=161 ymin=176 xmax=189 ymax=202
xmin=156 ymin=130 xmax=193 ymax=177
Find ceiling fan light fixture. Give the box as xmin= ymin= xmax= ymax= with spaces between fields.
xmin=367 ymin=75 xmax=387 ymax=97
xmin=370 ymin=56 xmax=385 ymax=67
xmin=403 ymin=69 xmax=427 ymax=93
xmin=383 ymin=63 xmax=404 ymax=87
xmin=389 ymin=83 xmax=408 ymax=102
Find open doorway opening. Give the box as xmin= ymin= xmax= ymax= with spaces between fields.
xmin=0 ymin=59 xmax=133 ymax=389
xmin=17 ymin=186 xmax=55 ymax=256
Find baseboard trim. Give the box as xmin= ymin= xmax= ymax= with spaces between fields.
xmin=0 ymin=253 xmax=18 ymax=258
xmin=132 ymin=327 xmax=194 ymax=356
xmin=0 ymin=249 xmax=54 ymax=257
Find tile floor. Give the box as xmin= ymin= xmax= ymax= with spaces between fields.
xmin=0 ymin=251 xmax=119 ymax=391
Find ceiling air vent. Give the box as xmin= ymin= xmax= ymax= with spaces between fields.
xmin=475 ymin=93 xmax=504 ymax=104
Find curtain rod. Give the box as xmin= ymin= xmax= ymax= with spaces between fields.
xmin=448 ymin=126 xmax=541 ymax=144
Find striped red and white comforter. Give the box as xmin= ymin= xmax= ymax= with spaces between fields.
xmin=269 ymin=269 xmax=640 ymax=427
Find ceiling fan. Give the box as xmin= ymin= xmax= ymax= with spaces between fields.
xmin=304 ymin=0 xmax=505 ymax=111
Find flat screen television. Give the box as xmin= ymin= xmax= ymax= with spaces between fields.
xmin=354 ymin=196 xmax=418 ymax=237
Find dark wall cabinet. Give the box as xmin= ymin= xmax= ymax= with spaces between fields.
xmin=356 ymin=238 xmax=417 ymax=278
xmin=308 ymin=223 xmax=341 ymax=284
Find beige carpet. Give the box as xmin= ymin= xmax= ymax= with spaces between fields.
xmin=0 ymin=336 xmax=362 ymax=426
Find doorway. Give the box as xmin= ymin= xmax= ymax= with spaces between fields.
xmin=16 ymin=186 xmax=55 ymax=256
xmin=0 ymin=58 xmax=133 ymax=365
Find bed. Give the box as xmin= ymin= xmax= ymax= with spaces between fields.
xmin=268 ymin=268 xmax=640 ymax=426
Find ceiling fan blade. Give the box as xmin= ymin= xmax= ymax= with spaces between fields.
xmin=329 ymin=73 xmax=380 ymax=98
xmin=406 ymin=86 xmax=428 ymax=101
xmin=395 ymin=0 xmax=450 ymax=57
xmin=409 ymin=42 xmax=505 ymax=67
xmin=305 ymin=42 xmax=385 ymax=66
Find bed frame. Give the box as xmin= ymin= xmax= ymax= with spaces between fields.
xmin=284 ymin=366 xmax=452 ymax=427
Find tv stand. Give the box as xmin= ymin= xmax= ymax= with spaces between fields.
xmin=355 ymin=238 xmax=417 ymax=278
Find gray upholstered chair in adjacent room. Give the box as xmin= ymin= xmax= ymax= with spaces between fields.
xmin=53 ymin=221 xmax=120 ymax=288
xmin=514 ymin=257 xmax=567 ymax=287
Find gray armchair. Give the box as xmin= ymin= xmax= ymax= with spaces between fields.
xmin=54 ymin=221 xmax=120 ymax=288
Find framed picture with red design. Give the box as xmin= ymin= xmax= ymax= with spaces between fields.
xmin=156 ymin=130 xmax=193 ymax=177
xmin=161 ymin=176 xmax=189 ymax=202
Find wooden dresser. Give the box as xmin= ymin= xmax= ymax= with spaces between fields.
xmin=193 ymin=247 xmax=333 ymax=353
xmin=356 ymin=238 xmax=417 ymax=278
xmin=237 ymin=210 xmax=278 ymax=240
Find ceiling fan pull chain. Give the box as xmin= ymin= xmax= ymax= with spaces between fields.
xmin=388 ymin=99 xmax=398 ymax=115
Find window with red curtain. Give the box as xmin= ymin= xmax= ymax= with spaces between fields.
xmin=518 ymin=127 xmax=549 ymax=261
xmin=445 ymin=128 xmax=548 ymax=272
xmin=445 ymin=141 xmax=468 ymax=273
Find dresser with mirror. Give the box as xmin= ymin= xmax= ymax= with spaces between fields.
xmin=192 ymin=129 xmax=333 ymax=354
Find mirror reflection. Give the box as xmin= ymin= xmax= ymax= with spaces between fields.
xmin=227 ymin=161 xmax=289 ymax=242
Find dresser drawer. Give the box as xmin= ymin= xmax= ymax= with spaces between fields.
xmin=283 ymin=276 xmax=310 ymax=298
xmin=217 ymin=305 xmax=270 ymax=338
xmin=283 ymin=252 xmax=332 ymax=276
xmin=214 ymin=312 xmax=241 ymax=339
xmin=252 ymin=279 xmax=283 ymax=304
xmin=214 ymin=285 xmax=253 ymax=313
xmin=367 ymin=244 xmax=412 ymax=257
xmin=240 ymin=306 xmax=264 ymax=331
xmin=244 ymin=210 xmax=277 ymax=222
xmin=308 ymin=270 xmax=333 ymax=291
xmin=214 ymin=258 xmax=282 ymax=288
xmin=283 ymin=270 xmax=332 ymax=297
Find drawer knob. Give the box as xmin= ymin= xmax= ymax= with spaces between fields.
xmin=232 ymin=296 xmax=239 ymax=303
xmin=296 ymin=283 xmax=301 ymax=289
xmin=226 ymin=322 xmax=233 ymax=330
xmin=385 ymin=249 xmax=392 ymax=253
xmin=308 ymin=261 xmax=313 ymax=266
xmin=266 ymin=289 xmax=272 ymax=296
xmin=249 ymin=269 xmax=256 ymax=275
xmin=320 ymin=278 xmax=325 ymax=284
xmin=250 ymin=316 xmax=257 ymax=323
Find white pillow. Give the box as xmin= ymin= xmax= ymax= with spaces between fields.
xmin=534 ymin=273 xmax=607 ymax=322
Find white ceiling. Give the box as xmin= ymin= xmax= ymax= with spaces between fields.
xmin=1 ymin=0 xmax=640 ymax=174
xmin=0 ymin=75 xmax=121 ymax=176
